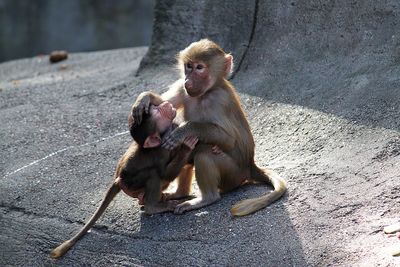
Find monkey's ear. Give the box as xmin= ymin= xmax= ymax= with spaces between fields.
xmin=224 ymin=54 xmax=233 ymax=77
xmin=143 ymin=134 xmax=161 ymax=148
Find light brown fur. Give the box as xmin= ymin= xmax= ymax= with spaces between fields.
xmin=134 ymin=39 xmax=287 ymax=216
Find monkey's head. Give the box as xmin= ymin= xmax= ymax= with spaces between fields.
xmin=129 ymin=101 xmax=176 ymax=148
xmin=177 ymin=39 xmax=233 ymax=97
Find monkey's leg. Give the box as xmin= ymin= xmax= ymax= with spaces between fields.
xmin=144 ymin=173 xmax=179 ymax=215
xmin=163 ymin=164 xmax=194 ymax=200
xmin=174 ymin=153 xmax=221 ymax=214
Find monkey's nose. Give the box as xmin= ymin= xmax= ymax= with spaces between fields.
xmin=184 ymin=79 xmax=192 ymax=90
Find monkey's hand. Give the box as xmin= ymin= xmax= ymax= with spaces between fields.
xmin=162 ymin=127 xmax=188 ymax=150
xmin=131 ymin=92 xmax=152 ymax=125
xmin=212 ymin=145 xmax=223 ymax=154
xmin=183 ymin=136 xmax=198 ymax=150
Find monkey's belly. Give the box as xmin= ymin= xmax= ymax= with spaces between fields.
xmin=119 ymin=180 xmax=145 ymax=205
xmin=119 ymin=179 xmax=170 ymax=205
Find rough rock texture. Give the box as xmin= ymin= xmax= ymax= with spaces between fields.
xmin=1 ymin=0 xmax=400 ymax=266
xmin=138 ymin=0 xmax=256 ymax=73
xmin=0 ymin=0 xmax=155 ymax=62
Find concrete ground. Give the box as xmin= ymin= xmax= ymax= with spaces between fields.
xmin=1 ymin=0 xmax=400 ymax=266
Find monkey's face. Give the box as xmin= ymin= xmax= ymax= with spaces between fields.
xmin=184 ymin=61 xmax=214 ymax=97
xmin=150 ymin=101 xmax=176 ymax=134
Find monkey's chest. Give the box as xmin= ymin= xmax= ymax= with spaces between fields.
xmin=183 ymin=93 xmax=223 ymax=122
xmin=183 ymin=102 xmax=208 ymax=121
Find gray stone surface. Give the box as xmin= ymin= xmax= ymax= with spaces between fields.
xmin=0 ymin=0 xmax=155 ymax=63
xmin=138 ymin=0 xmax=256 ymax=73
xmin=1 ymin=0 xmax=400 ymax=266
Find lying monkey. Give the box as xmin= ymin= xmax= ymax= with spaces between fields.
xmin=50 ymin=100 xmax=197 ymax=259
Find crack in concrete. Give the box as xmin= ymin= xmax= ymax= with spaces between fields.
xmin=72 ymin=82 xmax=129 ymax=99
xmin=1 ymin=203 xmax=77 ymax=225
xmin=0 ymin=203 xmax=210 ymax=245
xmin=2 ymin=131 xmax=129 ymax=179
xmin=230 ymin=0 xmax=259 ymax=80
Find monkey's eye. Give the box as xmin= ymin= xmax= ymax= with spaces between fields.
xmin=196 ymin=64 xmax=204 ymax=70
xmin=186 ymin=63 xmax=193 ymax=69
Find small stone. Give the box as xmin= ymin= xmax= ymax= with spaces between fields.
xmin=49 ymin=50 xmax=68 ymax=63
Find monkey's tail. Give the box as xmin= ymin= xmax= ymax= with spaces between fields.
xmin=230 ymin=165 xmax=287 ymax=216
xmin=50 ymin=179 xmax=121 ymax=259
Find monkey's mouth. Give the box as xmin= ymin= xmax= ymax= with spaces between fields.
xmin=184 ymin=79 xmax=199 ymax=97
xmin=185 ymin=87 xmax=203 ymax=97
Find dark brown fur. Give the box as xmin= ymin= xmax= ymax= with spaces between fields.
xmin=50 ymin=95 xmax=192 ymax=259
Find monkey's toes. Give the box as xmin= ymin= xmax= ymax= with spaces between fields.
xmin=174 ymin=202 xmax=192 ymax=214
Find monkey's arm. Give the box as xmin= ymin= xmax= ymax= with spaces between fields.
xmin=164 ymin=137 xmax=197 ymax=180
xmin=161 ymin=79 xmax=185 ymax=108
xmin=131 ymin=91 xmax=164 ymax=124
xmin=162 ymin=122 xmax=235 ymax=152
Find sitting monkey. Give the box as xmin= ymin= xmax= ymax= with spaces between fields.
xmin=120 ymin=100 xmax=198 ymax=209
xmin=50 ymin=99 xmax=197 ymax=259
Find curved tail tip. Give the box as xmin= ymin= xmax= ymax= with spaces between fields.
xmin=50 ymin=247 xmax=63 ymax=259
xmin=49 ymin=240 xmax=72 ymax=259
xmin=230 ymin=199 xmax=254 ymax=217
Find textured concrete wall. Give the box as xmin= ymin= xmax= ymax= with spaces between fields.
xmin=0 ymin=0 xmax=154 ymax=62
xmin=234 ymin=0 xmax=400 ymax=130
xmin=140 ymin=0 xmax=400 ymax=130
xmin=139 ymin=0 xmax=256 ymax=72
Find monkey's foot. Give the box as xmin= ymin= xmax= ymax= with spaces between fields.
xmin=144 ymin=200 xmax=180 ymax=215
xmin=174 ymin=196 xmax=220 ymax=214
xmin=144 ymin=205 xmax=174 ymax=215
xmin=161 ymin=191 xmax=194 ymax=201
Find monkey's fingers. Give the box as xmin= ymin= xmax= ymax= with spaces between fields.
xmin=190 ymin=136 xmax=199 ymax=145
xmin=142 ymin=96 xmax=152 ymax=114
xmin=162 ymin=137 xmax=180 ymax=150
xmin=212 ymin=145 xmax=222 ymax=154
xmin=162 ymin=141 xmax=175 ymax=150
xmin=132 ymin=107 xmax=141 ymax=124
xmin=166 ymin=200 xmax=181 ymax=210
xmin=134 ymin=105 xmax=147 ymax=124
xmin=183 ymin=136 xmax=198 ymax=149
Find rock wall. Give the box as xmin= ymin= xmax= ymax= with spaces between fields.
xmin=0 ymin=0 xmax=154 ymax=62
xmin=140 ymin=0 xmax=400 ymax=130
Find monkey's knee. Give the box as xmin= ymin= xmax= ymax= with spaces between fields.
xmin=194 ymin=153 xmax=220 ymax=198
